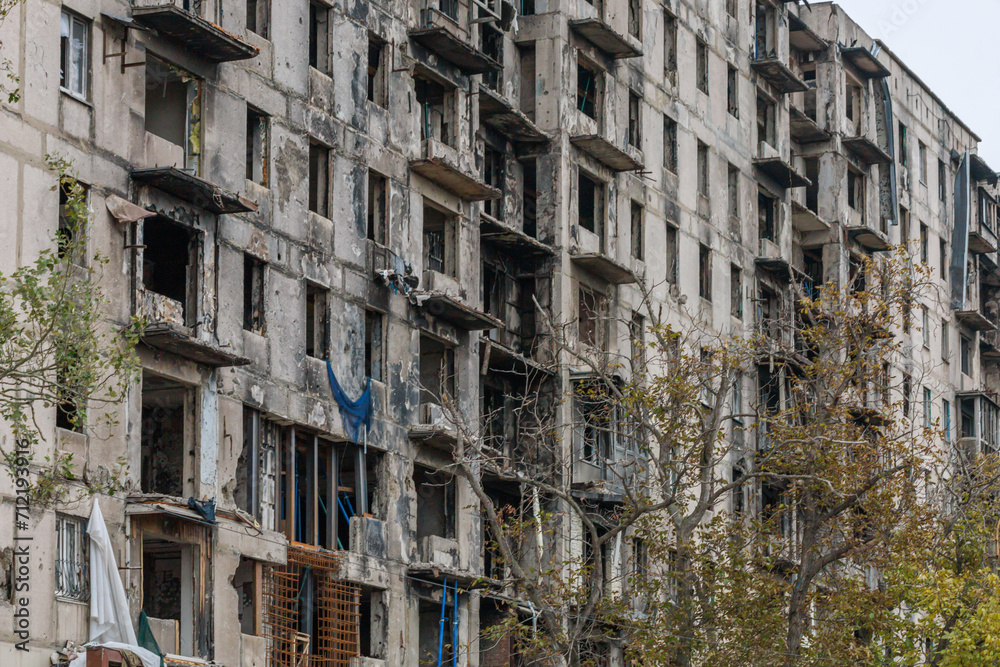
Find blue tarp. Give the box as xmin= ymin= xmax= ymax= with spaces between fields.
xmin=326 ymin=361 xmax=373 ymax=445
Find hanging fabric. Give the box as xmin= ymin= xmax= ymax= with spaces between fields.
xmin=326 ymin=361 xmax=373 ymax=446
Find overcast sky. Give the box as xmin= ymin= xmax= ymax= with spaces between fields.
xmin=827 ymin=0 xmax=1000 ymax=168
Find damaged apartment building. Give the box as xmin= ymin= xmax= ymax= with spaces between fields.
xmin=1 ymin=0 xmax=999 ymax=665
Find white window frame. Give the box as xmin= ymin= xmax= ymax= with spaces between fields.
xmin=60 ymin=10 xmax=89 ymax=101
xmin=56 ymin=514 xmax=89 ymax=601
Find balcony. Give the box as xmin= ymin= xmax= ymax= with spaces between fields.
xmin=971 ymin=187 xmax=1000 ymax=254
xmin=791 ymin=200 xmax=831 ymax=233
xmin=570 ymin=134 xmax=644 ymax=172
xmin=756 ymin=238 xmax=792 ymax=278
xmin=970 ymin=153 xmax=999 ymax=186
xmin=751 ymin=57 xmax=809 ymax=94
xmin=842 ymin=135 xmax=892 ymax=166
xmin=569 ymin=249 xmax=636 ymax=285
xmin=141 ymin=291 xmax=249 ymax=367
xmin=957 ymin=281 xmax=1000 ymax=332
xmin=413 ymin=270 xmax=502 ymax=330
xmin=840 ymin=46 xmax=891 ymax=79
xmin=409 ymin=7 xmax=501 ymax=75
xmin=411 ymin=138 xmax=501 ymax=201
xmin=409 ymin=402 xmax=459 ymax=451
xmin=753 ymin=153 xmax=811 ymax=189
xmin=569 ymin=17 xmax=642 ymax=59
xmin=478 ymin=85 xmax=549 ymax=143
xmin=480 ymin=213 xmax=554 ymax=257
xmin=845 ymin=222 xmax=890 ymax=252
xmin=790 ymin=104 xmax=831 ymax=144
xmin=958 ymin=391 xmax=1000 ymax=460
xmin=132 ymin=167 xmax=258 ymax=214
xmin=788 ymin=13 xmax=826 ymax=53
xmin=130 ymin=0 xmax=259 ymax=62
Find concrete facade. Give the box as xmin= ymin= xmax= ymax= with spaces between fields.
xmin=0 ymin=0 xmax=997 ymax=665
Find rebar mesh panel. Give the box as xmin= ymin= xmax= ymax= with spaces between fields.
xmin=263 ymin=548 xmax=361 ymax=666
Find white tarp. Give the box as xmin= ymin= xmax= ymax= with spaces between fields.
xmin=68 ymin=499 xmax=161 ymax=667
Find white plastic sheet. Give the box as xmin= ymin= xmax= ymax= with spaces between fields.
xmin=67 ymin=499 xmax=161 ymax=667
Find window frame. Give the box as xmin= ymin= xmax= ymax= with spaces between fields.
xmin=60 ymin=9 xmax=90 ymax=101
xmin=56 ymin=513 xmax=89 ymax=601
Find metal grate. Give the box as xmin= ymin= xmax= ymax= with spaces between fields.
xmin=263 ymin=548 xmax=361 ymax=666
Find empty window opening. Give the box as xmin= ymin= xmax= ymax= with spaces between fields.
xmin=578 ymin=171 xmax=603 ymax=237
xmin=697 ymin=142 xmax=710 ymax=197
xmin=359 ymin=587 xmax=388 ymax=659
xmin=727 ymin=64 xmax=739 ymax=117
xmin=578 ymin=287 xmax=607 ymax=349
xmin=731 ymin=264 xmax=743 ymax=320
xmin=56 ymin=514 xmax=88 ymax=601
xmin=481 ymin=24 xmax=503 ymax=91
xmin=365 ymin=310 xmax=384 ymax=382
xmin=144 ymin=55 xmax=201 ymax=173
xmin=663 ymin=10 xmax=677 ymax=83
xmin=143 ymin=216 xmax=196 ymax=327
xmin=573 ymin=379 xmax=614 ymax=468
xmin=56 ymin=361 xmax=85 ymax=433
xmin=961 ymin=335 xmax=972 ymax=376
xmin=419 ymin=596 xmax=456 ymax=666
xmin=60 ymin=10 xmax=89 ymax=100
xmin=848 ymin=169 xmax=865 ymax=215
xmin=246 ymin=0 xmax=269 ymax=38
xmin=664 ymin=115 xmax=678 ymax=174
xmin=367 ymin=170 xmax=388 ymax=245
xmin=522 ymin=158 xmax=538 ymax=238
xmin=757 ymin=91 xmax=775 ymax=148
xmin=699 ymin=244 xmax=712 ymax=301
xmin=627 ymin=0 xmax=641 ymax=38
xmin=898 ymin=122 xmax=908 ymax=167
xmin=236 ymin=408 xmax=280 ymax=529
xmin=142 ymin=536 xmax=199 ymax=656
xmin=58 ymin=180 xmax=88 ymax=265
xmin=938 ymin=159 xmax=948 ymax=202
xmin=423 ymin=203 xmax=457 ymax=277
xmin=483 ymin=147 xmax=504 ymax=219
xmin=140 ymin=373 xmax=189 ymax=497
xmin=367 ymin=33 xmax=387 ymax=106
xmin=666 ymin=224 xmax=678 ymax=285
xmin=246 ymin=105 xmax=269 ymax=185
xmin=415 ymin=465 xmax=456 ymax=540
xmin=728 ymin=164 xmax=740 ymax=222
xmin=727 ymin=0 xmax=738 ymax=18
xmin=628 ymin=91 xmax=642 ymax=149
xmin=754 ymin=2 xmax=774 ymax=57
xmin=577 ymin=57 xmax=600 ymax=120
xmin=805 ymin=158 xmax=820 ymax=214
xmin=243 ymin=254 xmax=266 ymax=335
xmin=419 ymin=335 xmax=456 ymax=406
xmin=845 ymin=80 xmax=863 ymax=135
xmin=305 ymin=282 xmax=329 ymax=359
xmin=919 ymin=142 xmax=928 ymax=183
xmin=415 ymin=75 xmax=453 ymax=146
xmin=758 ymin=191 xmax=777 ymax=242
xmin=630 ymin=200 xmax=644 ymax=260
xmin=308 ymin=140 xmax=330 ymax=217
xmin=233 ymin=557 xmax=261 ymax=636
xmin=309 ymin=2 xmax=330 ymax=73
xmin=519 ymin=44 xmax=536 ymax=118
xmin=696 ymin=39 xmax=709 ymax=93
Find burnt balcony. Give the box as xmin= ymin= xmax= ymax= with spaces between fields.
xmin=842 ymin=135 xmax=892 ymax=166
xmin=570 ymin=134 xmax=644 ymax=172
xmin=132 ymin=167 xmax=258 ymax=214
xmin=130 ymin=0 xmax=259 ymax=62
xmin=840 ymin=46 xmax=891 ymax=79
xmin=413 ymin=271 xmax=502 ymax=330
xmin=411 ymin=138 xmax=501 ymax=201
xmin=569 ymin=16 xmax=642 ymax=59
xmin=140 ymin=296 xmax=249 ymax=367
xmin=751 ymin=56 xmax=809 ymax=94
xmin=845 ymin=221 xmax=890 ymax=252
xmin=409 ymin=402 xmax=459 ymax=451
xmin=478 ymin=85 xmax=549 ymax=144
xmin=410 ymin=7 xmax=501 ymax=75
xmin=970 ymin=153 xmax=999 ymax=187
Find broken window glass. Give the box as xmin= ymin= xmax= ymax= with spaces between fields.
xmin=244 ymin=254 xmax=266 ymax=335
xmin=144 ymin=55 xmax=201 ymax=174
xmin=60 ymin=10 xmax=88 ymax=100
xmin=305 ymin=282 xmax=329 ymax=359
xmin=246 ymin=105 xmax=269 ymax=186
